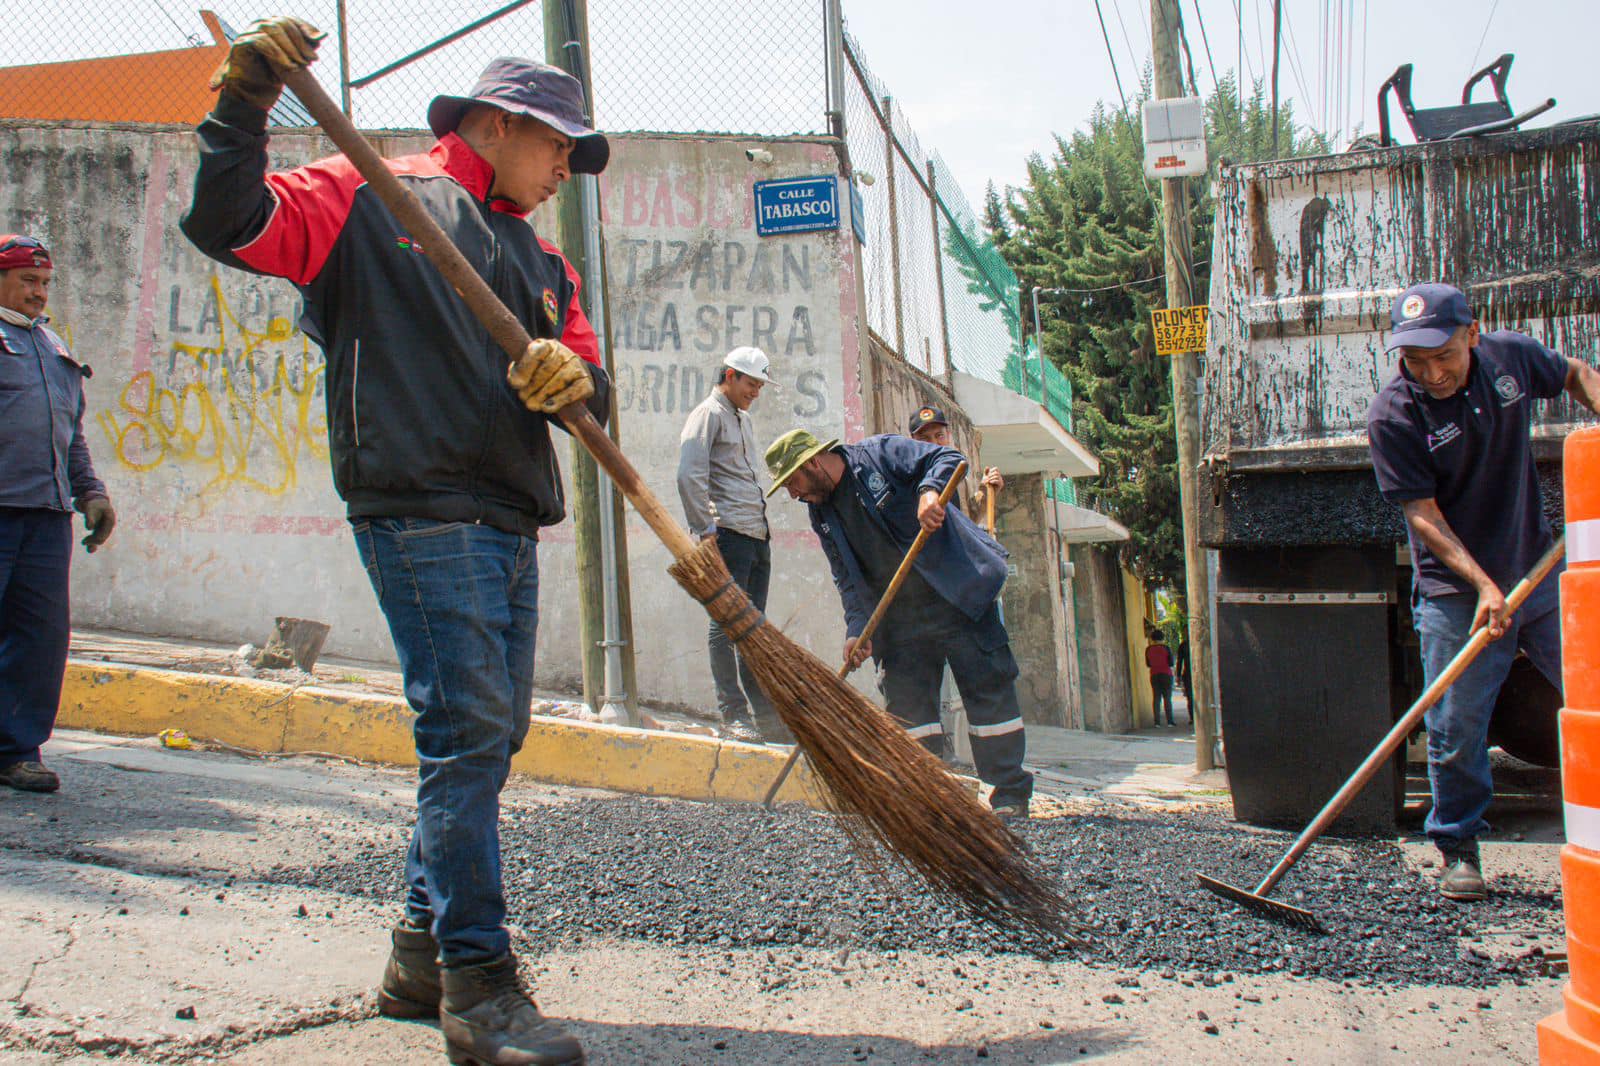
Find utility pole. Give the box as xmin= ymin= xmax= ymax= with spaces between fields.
xmin=1271 ymin=0 xmax=1283 ymax=155
xmin=545 ymin=0 xmax=637 ymax=722
xmin=1151 ymin=0 xmax=1217 ymax=772
xmin=335 ymin=0 xmax=352 ymax=117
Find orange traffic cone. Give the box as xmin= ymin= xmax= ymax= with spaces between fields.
xmin=1539 ymin=426 xmax=1600 ymax=1064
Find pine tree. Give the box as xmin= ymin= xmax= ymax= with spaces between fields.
xmin=990 ymin=75 xmax=1325 ymax=586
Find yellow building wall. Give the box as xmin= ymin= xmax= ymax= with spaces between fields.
xmin=1120 ymin=567 xmax=1156 ymax=730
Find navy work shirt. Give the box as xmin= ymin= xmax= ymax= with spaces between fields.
xmin=0 ymin=314 xmax=106 ymax=513
xmin=826 ymin=465 xmax=943 ymax=633
xmin=807 ymin=435 xmax=1009 ymax=637
xmin=1366 ymin=330 xmax=1568 ymax=599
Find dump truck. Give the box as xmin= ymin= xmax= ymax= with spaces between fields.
xmin=1199 ymin=66 xmax=1599 ymax=832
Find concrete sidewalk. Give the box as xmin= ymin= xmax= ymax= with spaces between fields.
xmin=63 ymin=627 xmax=1221 ymax=813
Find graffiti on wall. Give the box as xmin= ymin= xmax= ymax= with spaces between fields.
xmin=98 ymin=274 xmax=327 ymax=499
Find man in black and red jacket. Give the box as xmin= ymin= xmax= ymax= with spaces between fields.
xmin=182 ymin=19 xmax=606 ymax=1064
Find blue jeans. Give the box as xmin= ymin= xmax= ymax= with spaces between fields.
xmin=0 ymin=509 xmax=72 ymax=768
xmin=1414 ymin=567 xmax=1563 ymax=850
xmin=875 ymin=603 xmax=1033 ymax=809
xmin=352 ymin=517 xmax=539 ymax=965
xmin=708 ymin=528 xmax=774 ymax=727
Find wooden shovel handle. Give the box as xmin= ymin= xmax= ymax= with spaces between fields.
xmin=280 ymin=66 xmax=697 ymax=563
xmin=1253 ymin=534 xmax=1567 ymax=896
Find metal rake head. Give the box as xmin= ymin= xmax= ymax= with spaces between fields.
xmin=1197 ymin=873 xmax=1326 ymax=934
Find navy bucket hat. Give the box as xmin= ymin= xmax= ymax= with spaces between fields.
xmin=427 ymin=57 xmax=610 ymax=175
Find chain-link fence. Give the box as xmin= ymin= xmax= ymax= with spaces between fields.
xmin=840 ymin=31 xmax=1076 ymax=503
xmin=0 ymin=0 xmax=828 ymax=134
xmin=2 ymin=0 xmax=1072 ymax=499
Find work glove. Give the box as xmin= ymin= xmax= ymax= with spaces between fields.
xmin=209 ymin=16 xmax=325 ymax=111
xmin=508 ymin=338 xmax=594 ymax=414
xmin=80 ymin=496 xmax=116 ymax=553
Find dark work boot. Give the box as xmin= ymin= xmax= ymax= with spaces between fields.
xmin=0 ymin=761 xmax=60 ymax=793
xmin=378 ymin=919 xmax=441 ymax=1019
xmin=441 ymin=955 xmax=584 ymax=1065
xmin=1439 ymin=841 xmax=1488 ymax=902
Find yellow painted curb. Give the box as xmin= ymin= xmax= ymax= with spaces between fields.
xmin=60 ymin=661 xmax=822 ymax=807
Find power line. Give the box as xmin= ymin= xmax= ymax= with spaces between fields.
xmin=1109 ymin=0 xmax=1145 ymax=90
xmin=1278 ymin=0 xmax=1322 ymax=138
xmin=1188 ymin=0 xmax=1222 ymax=97
xmin=1094 ymin=0 xmax=1131 ymax=113
xmin=1360 ymin=0 xmax=1370 ymax=134
xmin=1046 ymin=274 xmax=1168 ymax=295
xmin=1468 ymin=0 xmax=1502 ymax=80
xmin=153 ymin=0 xmax=199 ymax=44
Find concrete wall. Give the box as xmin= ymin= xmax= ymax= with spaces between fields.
xmin=994 ymin=472 xmax=1073 ymax=727
xmin=0 ymin=120 xmax=865 ymax=711
xmin=1068 ymin=543 xmax=1133 ymax=733
xmin=1121 ymin=569 xmax=1156 ymax=729
xmin=861 ymin=332 xmax=979 ymax=487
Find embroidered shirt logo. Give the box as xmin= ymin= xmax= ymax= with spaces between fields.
xmin=1426 ymin=422 xmax=1463 ymax=451
xmin=542 ymin=289 xmax=560 ymax=326
xmin=395 ymin=236 xmax=424 ymax=254
xmin=1400 ymin=294 xmax=1426 ymax=319
xmin=866 ymin=471 xmax=888 ymax=496
xmin=1494 ymin=373 xmax=1523 ymax=406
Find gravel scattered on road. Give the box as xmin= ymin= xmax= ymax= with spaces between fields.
xmin=281 ymin=796 xmax=1562 ymax=988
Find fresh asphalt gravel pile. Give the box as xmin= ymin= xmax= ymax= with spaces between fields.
xmin=285 ymin=796 xmax=1562 ymax=988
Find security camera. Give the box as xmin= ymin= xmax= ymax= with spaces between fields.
xmin=744 ymin=147 xmax=775 ymax=165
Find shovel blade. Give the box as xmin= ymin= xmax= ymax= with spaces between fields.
xmin=1197 ymin=873 xmax=1325 ymax=934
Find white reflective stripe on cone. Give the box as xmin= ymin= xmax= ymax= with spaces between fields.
xmin=1566 ymin=801 xmax=1600 ymax=852
xmin=1571 ymin=518 xmax=1600 ymax=565
xmin=968 ymin=717 xmax=1025 ymax=738
xmin=905 ymin=722 xmax=943 ymax=739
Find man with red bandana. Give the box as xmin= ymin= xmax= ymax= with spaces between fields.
xmin=0 ymin=234 xmax=115 ymax=795
xmin=182 ymin=18 xmax=608 ymax=1064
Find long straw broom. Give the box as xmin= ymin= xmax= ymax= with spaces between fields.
xmin=762 ymin=460 xmax=967 ymax=807
xmin=281 ymin=65 xmax=1077 ymax=944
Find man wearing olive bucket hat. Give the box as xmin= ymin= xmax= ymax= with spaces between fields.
xmin=765 ymin=429 xmax=1034 ymax=819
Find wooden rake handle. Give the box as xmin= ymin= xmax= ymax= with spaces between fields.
xmin=762 ymin=461 xmax=967 ymax=806
xmin=280 ymin=66 xmax=698 ymax=564
xmin=1251 ymin=534 xmax=1567 ymax=897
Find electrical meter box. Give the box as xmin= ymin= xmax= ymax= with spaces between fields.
xmin=1142 ymin=96 xmax=1207 ymax=178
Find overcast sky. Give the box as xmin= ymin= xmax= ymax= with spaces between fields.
xmin=843 ymin=0 xmax=1598 ymax=211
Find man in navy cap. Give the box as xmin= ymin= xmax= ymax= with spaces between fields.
xmin=1367 ymin=282 xmax=1600 ymax=902
xmin=183 ymin=20 xmax=610 ymax=1063
xmin=906 ymin=405 xmax=1004 ymax=517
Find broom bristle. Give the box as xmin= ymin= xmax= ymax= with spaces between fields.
xmin=670 ymin=539 xmax=1082 ymax=946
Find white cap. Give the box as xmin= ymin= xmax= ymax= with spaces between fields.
xmin=723 ymin=346 xmax=776 ymax=385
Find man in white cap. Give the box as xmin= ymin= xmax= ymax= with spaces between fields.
xmin=676 ymin=347 xmax=785 ymax=742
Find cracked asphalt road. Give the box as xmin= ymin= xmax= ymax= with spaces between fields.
xmin=0 ymin=730 xmax=1570 ymax=1065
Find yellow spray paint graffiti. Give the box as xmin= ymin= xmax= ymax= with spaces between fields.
xmin=98 ymin=276 xmax=328 ymax=499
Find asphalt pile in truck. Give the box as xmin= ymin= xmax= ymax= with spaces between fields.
xmin=293 ymin=796 xmax=1561 ymax=988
